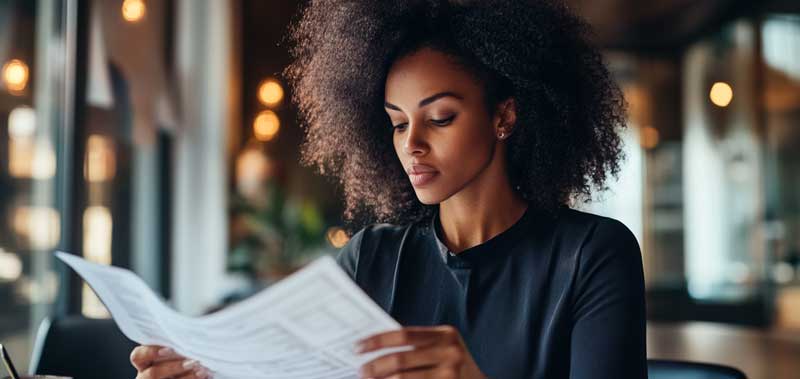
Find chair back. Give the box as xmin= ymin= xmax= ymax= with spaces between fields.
xmin=648 ymin=359 xmax=747 ymax=379
xmin=30 ymin=316 xmax=138 ymax=379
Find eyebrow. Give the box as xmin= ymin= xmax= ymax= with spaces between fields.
xmin=384 ymin=91 xmax=464 ymax=111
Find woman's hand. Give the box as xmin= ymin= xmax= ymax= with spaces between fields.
xmin=356 ymin=326 xmax=487 ymax=379
xmin=130 ymin=345 xmax=211 ymax=379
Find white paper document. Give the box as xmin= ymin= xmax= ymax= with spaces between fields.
xmin=55 ymin=252 xmax=407 ymax=379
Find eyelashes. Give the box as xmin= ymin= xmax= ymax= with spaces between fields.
xmin=431 ymin=115 xmax=456 ymax=126
xmin=392 ymin=115 xmax=456 ymax=131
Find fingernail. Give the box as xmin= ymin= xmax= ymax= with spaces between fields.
xmin=158 ymin=347 xmax=174 ymax=357
xmin=183 ymin=359 xmax=199 ymax=369
xmin=194 ymin=368 xmax=208 ymax=379
xmin=354 ymin=341 xmax=366 ymax=353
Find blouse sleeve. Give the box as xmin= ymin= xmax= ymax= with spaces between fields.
xmin=569 ymin=218 xmax=648 ymax=379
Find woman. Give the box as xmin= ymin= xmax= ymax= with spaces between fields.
xmin=131 ymin=0 xmax=646 ymax=378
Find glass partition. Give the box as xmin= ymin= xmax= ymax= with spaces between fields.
xmin=762 ymin=14 xmax=800 ymax=329
xmin=0 ymin=0 xmax=71 ymax=372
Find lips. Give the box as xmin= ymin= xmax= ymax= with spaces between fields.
xmin=407 ymin=164 xmax=439 ymax=187
xmin=407 ymin=164 xmax=437 ymax=175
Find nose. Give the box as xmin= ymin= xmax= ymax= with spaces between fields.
xmin=402 ymin=121 xmax=429 ymax=156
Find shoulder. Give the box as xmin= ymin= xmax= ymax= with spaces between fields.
xmin=550 ymin=207 xmax=640 ymax=256
xmin=552 ymin=208 xmax=645 ymax=314
xmin=334 ymin=222 xmax=422 ymax=280
xmin=542 ymin=207 xmax=643 ymax=291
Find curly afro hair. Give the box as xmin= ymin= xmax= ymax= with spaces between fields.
xmin=285 ymin=0 xmax=628 ymax=230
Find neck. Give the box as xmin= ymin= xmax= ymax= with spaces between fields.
xmin=437 ymin=145 xmax=528 ymax=254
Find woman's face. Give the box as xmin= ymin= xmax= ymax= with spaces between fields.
xmin=384 ymin=47 xmax=501 ymax=205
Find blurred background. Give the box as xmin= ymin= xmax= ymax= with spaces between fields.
xmin=0 ymin=0 xmax=799 ymax=378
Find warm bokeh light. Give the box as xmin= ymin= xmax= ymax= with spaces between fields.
xmin=2 ymin=59 xmax=29 ymax=94
xmin=82 ymin=283 xmax=110 ymax=318
xmin=253 ymin=110 xmax=280 ymax=141
xmin=84 ymin=135 xmax=117 ymax=182
xmin=258 ymin=79 xmax=284 ymax=107
xmin=83 ymin=206 xmax=113 ymax=265
xmin=11 ymin=206 xmax=61 ymax=250
xmin=326 ymin=227 xmax=350 ymax=248
xmin=122 ymin=0 xmax=146 ymax=23
xmin=9 ymin=106 xmax=36 ymax=139
xmin=81 ymin=205 xmax=113 ymax=318
xmin=236 ymin=146 xmax=273 ymax=200
xmin=9 ymin=138 xmax=57 ymax=179
xmin=0 ymin=248 xmax=23 ymax=282
xmin=32 ymin=140 xmax=57 ymax=179
xmin=14 ymin=271 xmax=59 ymax=304
xmin=640 ymin=126 xmax=660 ymax=149
xmin=709 ymin=81 xmax=733 ymax=107
xmin=8 ymin=106 xmax=56 ymax=180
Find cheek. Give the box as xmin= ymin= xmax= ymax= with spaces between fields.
xmin=392 ymin=133 xmax=404 ymax=159
xmin=440 ymin=122 xmax=494 ymax=168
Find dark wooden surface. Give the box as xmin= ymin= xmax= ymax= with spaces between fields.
xmin=647 ymin=322 xmax=800 ymax=379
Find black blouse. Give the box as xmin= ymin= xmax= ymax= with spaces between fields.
xmin=336 ymin=205 xmax=647 ymax=379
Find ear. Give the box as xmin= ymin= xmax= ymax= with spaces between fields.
xmin=493 ymin=97 xmax=517 ymax=141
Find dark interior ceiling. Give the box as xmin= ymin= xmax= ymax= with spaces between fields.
xmin=259 ymin=0 xmax=800 ymax=54
xmin=567 ymin=0 xmax=792 ymax=53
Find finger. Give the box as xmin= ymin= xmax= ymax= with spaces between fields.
xmin=131 ymin=345 xmax=184 ymax=371
xmin=173 ymin=365 xmax=213 ymax=379
xmin=357 ymin=326 xmax=458 ymax=353
xmin=360 ymin=345 xmax=463 ymax=378
xmin=132 ymin=345 xmax=176 ymax=371
xmin=384 ymin=365 xmax=458 ymax=379
xmin=141 ymin=358 xmax=202 ymax=379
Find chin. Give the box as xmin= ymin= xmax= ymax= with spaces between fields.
xmin=413 ymin=188 xmax=449 ymax=205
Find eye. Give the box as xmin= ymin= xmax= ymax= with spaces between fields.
xmin=430 ymin=115 xmax=456 ymax=126
xmin=392 ymin=122 xmax=408 ymax=131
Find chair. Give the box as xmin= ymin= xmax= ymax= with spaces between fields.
xmin=29 ymin=316 xmax=138 ymax=379
xmin=648 ymin=359 xmax=748 ymax=379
